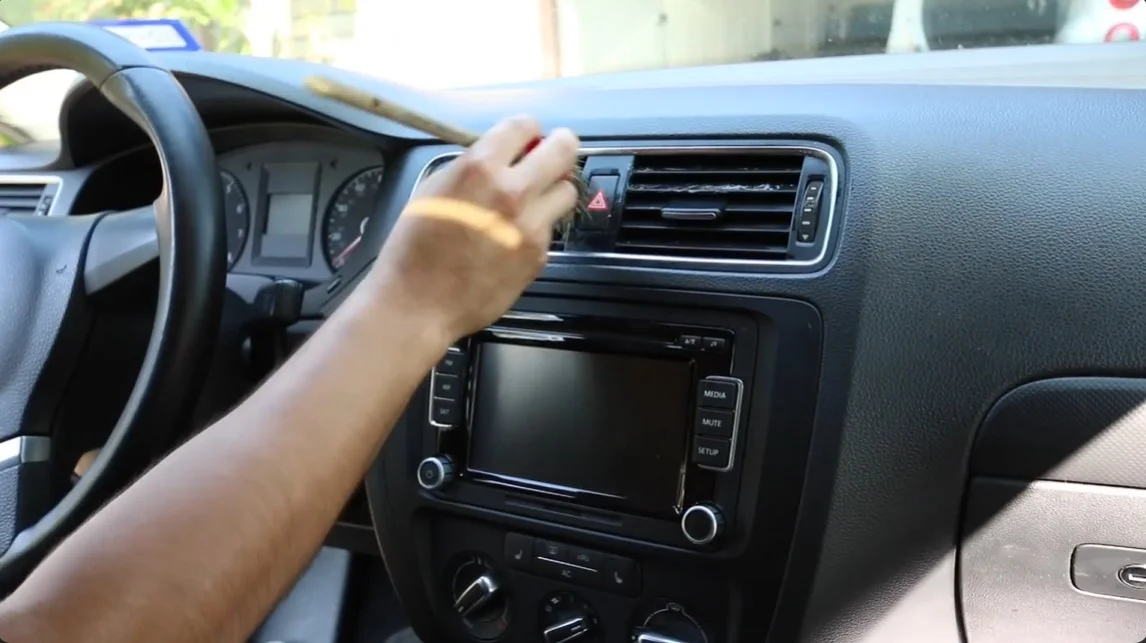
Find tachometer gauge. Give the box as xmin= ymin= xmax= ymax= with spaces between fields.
xmin=220 ymin=171 xmax=250 ymax=269
xmin=323 ymin=165 xmax=385 ymax=269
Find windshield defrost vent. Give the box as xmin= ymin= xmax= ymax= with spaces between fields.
xmin=618 ymin=152 xmax=804 ymax=260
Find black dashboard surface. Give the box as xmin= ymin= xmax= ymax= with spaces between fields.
xmin=8 ymin=48 xmax=1146 ymax=642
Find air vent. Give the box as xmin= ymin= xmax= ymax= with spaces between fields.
xmin=617 ymin=152 xmax=806 ymax=259
xmin=0 ymin=182 xmax=49 ymax=216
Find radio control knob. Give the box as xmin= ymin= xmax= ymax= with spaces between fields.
xmin=417 ymin=455 xmax=455 ymax=491
xmin=681 ymin=504 xmax=724 ymax=546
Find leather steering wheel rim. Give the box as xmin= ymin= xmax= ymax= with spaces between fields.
xmin=0 ymin=23 xmax=225 ymax=589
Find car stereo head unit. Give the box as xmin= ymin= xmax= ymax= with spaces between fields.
xmin=415 ymin=307 xmax=757 ymax=549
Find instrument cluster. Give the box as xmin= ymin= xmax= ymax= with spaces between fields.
xmin=216 ymin=140 xmax=387 ymax=284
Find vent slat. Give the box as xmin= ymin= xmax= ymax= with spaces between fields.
xmin=632 ymin=168 xmax=802 ymax=178
xmin=619 ymin=221 xmax=791 ymax=233
xmin=615 ymin=242 xmax=789 ymax=259
xmin=551 ymin=228 xmax=566 ymax=251
xmin=0 ymin=197 xmax=42 ymax=208
xmin=0 ymin=186 xmax=48 ymax=197
xmin=617 ymin=153 xmax=803 ymax=260
xmin=622 ymin=202 xmax=795 ymax=215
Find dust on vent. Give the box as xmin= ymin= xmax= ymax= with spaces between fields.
xmin=617 ymin=152 xmax=805 ymax=260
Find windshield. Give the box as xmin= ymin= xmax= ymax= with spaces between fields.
xmin=0 ymin=0 xmax=1141 ymax=141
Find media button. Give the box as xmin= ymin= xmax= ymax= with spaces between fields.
xmin=697 ymin=379 xmax=738 ymax=410
xmin=432 ymin=373 xmax=462 ymax=399
xmin=504 ymin=533 xmax=533 ymax=570
xmin=695 ymin=408 xmax=735 ymax=439
xmin=535 ymin=539 xmax=569 ymax=563
xmin=692 ymin=436 xmax=732 ymax=469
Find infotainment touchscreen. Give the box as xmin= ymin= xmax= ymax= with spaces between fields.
xmin=467 ymin=342 xmax=692 ymax=515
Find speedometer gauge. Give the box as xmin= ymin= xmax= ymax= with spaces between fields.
xmin=323 ymin=165 xmax=385 ymax=269
xmin=220 ymin=171 xmax=250 ymax=269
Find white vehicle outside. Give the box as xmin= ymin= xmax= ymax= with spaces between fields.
xmin=1058 ymin=0 xmax=1146 ymax=43
xmin=886 ymin=0 xmax=1146 ymax=52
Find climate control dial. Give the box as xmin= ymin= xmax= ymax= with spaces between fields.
xmin=632 ymin=601 xmax=708 ymax=643
xmin=540 ymin=592 xmax=599 ymax=643
xmin=449 ymin=554 xmax=509 ymax=641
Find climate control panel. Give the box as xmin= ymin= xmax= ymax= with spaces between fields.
xmin=430 ymin=517 xmax=724 ymax=642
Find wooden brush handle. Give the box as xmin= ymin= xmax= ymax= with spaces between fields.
xmin=304 ymin=74 xmax=585 ymax=230
xmin=304 ymin=75 xmax=480 ymax=146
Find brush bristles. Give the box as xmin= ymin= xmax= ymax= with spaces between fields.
xmin=555 ymin=174 xmax=590 ymax=239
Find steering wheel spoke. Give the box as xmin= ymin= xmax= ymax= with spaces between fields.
xmin=85 ymin=203 xmax=159 ymax=294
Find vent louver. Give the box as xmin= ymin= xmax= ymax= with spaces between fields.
xmin=617 ymin=153 xmax=805 ymax=259
xmin=0 ymin=182 xmax=48 ymax=216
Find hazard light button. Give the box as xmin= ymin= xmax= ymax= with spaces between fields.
xmin=576 ymin=174 xmax=619 ymax=231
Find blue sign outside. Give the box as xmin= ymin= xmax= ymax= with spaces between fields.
xmin=90 ymin=18 xmax=202 ymax=52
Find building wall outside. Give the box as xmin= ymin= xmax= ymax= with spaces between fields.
xmin=245 ymin=0 xmax=792 ymax=87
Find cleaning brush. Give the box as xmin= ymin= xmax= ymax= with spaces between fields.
xmin=303 ymin=75 xmax=588 ymax=238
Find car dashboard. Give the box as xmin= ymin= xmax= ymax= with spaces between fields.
xmin=5 ymin=44 xmax=1146 ymax=643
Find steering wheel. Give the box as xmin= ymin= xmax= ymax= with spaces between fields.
xmin=0 ymin=23 xmax=224 ymax=591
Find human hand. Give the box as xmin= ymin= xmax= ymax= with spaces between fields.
xmin=365 ymin=115 xmax=580 ymax=343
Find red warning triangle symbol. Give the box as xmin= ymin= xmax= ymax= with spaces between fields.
xmin=586 ymin=189 xmax=609 ymax=212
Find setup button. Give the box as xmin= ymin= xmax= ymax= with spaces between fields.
xmin=691 ymin=436 xmax=732 ymax=469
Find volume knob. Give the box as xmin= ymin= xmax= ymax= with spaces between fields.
xmin=417 ymin=455 xmax=455 ymax=490
xmin=681 ymin=504 xmax=724 ymax=546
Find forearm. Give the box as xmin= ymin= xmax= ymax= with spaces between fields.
xmin=0 ymin=277 xmax=449 ymax=643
